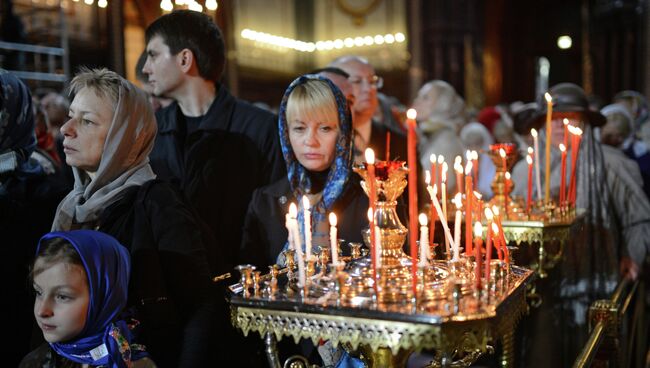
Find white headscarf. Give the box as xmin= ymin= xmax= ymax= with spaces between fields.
xmin=52 ymin=77 xmax=157 ymax=230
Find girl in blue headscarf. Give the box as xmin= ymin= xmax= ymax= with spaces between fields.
xmin=240 ymin=74 xmax=370 ymax=270
xmin=21 ymin=230 xmax=155 ymax=368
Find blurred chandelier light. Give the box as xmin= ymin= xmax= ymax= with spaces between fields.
xmin=97 ymin=0 xmax=107 ymax=8
xmin=159 ymin=0 xmax=216 ymax=11
xmin=557 ymin=35 xmax=572 ymax=49
xmin=240 ymin=29 xmax=406 ymax=53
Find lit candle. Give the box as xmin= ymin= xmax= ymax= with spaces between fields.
xmin=499 ymin=148 xmax=507 ymax=175
xmin=531 ymin=129 xmax=542 ymax=201
xmin=454 ymin=155 xmax=464 ymax=194
xmin=441 ymin=162 xmax=448 ymax=220
xmin=472 ymin=150 xmax=479 ymax=183
xmin=425 ymin=184 xmax=456 ymax=257
xmin=430 ymin=154 xmax=438 ymax=195
xmin=491 ymin=206 xmax=509 ymax=263
xmin=375 ymin=225 xmax=382 ymax=269
xmin=563 ymin=118 xmax=569 ymax=148
xmin=419 ymin=213 xmax=429 ymax=266
xmin=453 ymin=192 xmax=462 ymax=261
xmin=302 ymin=196 xmax=312 ymax=260
xmin=329 ymin=213 xmax=338 ymax=265
xmin=484 ymin=208 xmax=494 ymax=284
xmin=385 ymin=131 xmax=391 ymax=161
xmin=365 ymin=148 xmax=377 ymax=270
xmin=437 ymin=155 xmax=444 ymax=198
xmin=474 ymin=191 xmax=483 ymax=222
xmin=504 ymin=171 xmax=511 ymax=218
xmin=465 ymin=161 xmax=474 ymax=256
xmin=568 ymin=126 xmax=583 ymax=206
xmin=474 ymin=222 xmax=483 ymax=290
xmin=544 ymin=92 xmax=553 ymax=203
xmin=406 ymin=108 xmax=419 ymax=297
xmin=559 ymin=143 xmax=567 ymax=206
xmin=367 ymin=208 xmax=377 ymax=282
xmin=526 ymin=154 xmax=533 ymax=213
xmin=492 ymin=222 xmax=503 ymax=261
xmin=425 ymin=171 xmax=437 ymax=246
xmin=289 ymin=203 xmax=306 ymax=287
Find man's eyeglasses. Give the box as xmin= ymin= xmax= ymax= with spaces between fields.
xmin=349 ymin=75 xmax=383 ymax=89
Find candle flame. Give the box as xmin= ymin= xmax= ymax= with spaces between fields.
xmin=437 ymin=155 xmax=444 ymax=164
xmin=544 ymin=92 xmax=553 ymax=103
xmin=329 ymin=212 xmax=337 ymax=226
xmin=484 ymin=207 xmax=494 ymax=220
xmin=419 ymin=213 xmax=428 ymax=226
xmin=563 ymin=118 xmax=569 ymax=126
xmin=473 ymin=191 xmax=482 ymax=200
xmin=472 ymin=150 xmax=479 ymax=160
xmin=367 ymin=208 xmax=373 ymax=222
xmin=302 ymin=195 xmax=310 ymax=210
xmin=574 ymin=127 xmax=583 ymax=136
xmin=492 ymin=205 xmax=500 ymax=216
xmin=364 ymin=148 xmax=375 ymax=165
xmin=406 ymin=108 xmax=417 ymax=120
xmin=531 ymin=128 xmax=538 ymax=138
xmin=465 ymin=150 xmax=472 ymax=161
xmin=453 ymin=192 xmax=462 ymax=209
xmin=454 ymin=155 xmax=462 ymax=165
xmin=474 ymin=222 xmax=483 ymax=237
xmin=559 ymin=143 xmax=566 ymax=152
xmin=454 ymin=161 xmax=463 ymax=174
xmin=429 ymin=153 xmax=437 ymax=164
xmin=465 ymin=161 xmax=473 ymax=175
xmin=528 ymin=146 xmax=534 ymax=154
xmin=505 ymin=172 xmax=511 ymax=180
xmin=289 ymin=202 xmax=298 ymax=217
xmin=499 ymin=148 xmax=506 ymax=158
xmin=491 ymin=222 xmax=500 ymax=235
xmin=526 ymin=155 xmax=533 ymax=165
xmin=425 ymin=170 xmax=431 ymax=185
xmin=442 ymin=162 xmax=448 ymax=181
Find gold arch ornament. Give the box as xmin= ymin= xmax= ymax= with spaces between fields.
xmin=335 ymin=0 xmax=382 ymax=26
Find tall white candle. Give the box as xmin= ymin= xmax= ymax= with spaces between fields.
xmin=418 ymin=213 xmax=429 ymax=266
xmin=453 ymin=192 xmax=462 ymax=261
xmin=425 ymin=185 xmax=456 ymax=256
xmin=302 ymin=196 xmax=312 ymax=260
xmin=288 ymin=203 xmax=306 ymax=287
xmin=329 ymin=213 xmax=338 ymax=265
xmin=531 ymin=129 xmax=542 ymax=201
xmin=374 ymin=226 xmax=382 ymax=268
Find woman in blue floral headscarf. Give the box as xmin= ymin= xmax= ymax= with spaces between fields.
xmin=240 ymin=74 xmax=370 ymax=270
xmin=1 ymin=70 xmax=69 ymax=365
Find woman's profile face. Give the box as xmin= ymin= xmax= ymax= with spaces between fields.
xmin=60 ymin=87 xmax=114 ymax=173
xmin=288 ymin=113 xmax=339 ymax=172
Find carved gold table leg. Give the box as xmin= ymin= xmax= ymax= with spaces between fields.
xmin=358 ymin=345 xmax=412 ymax=368
xmin=499 ymin=328 xmax=515 ymax=368
xmin=537 ymin=242 xmax=547 ymax=279
xmin=264 ymin=332 xmax=282 ymax=368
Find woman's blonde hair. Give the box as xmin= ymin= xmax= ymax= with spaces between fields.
xmin=286 ymin=79 xmax=339 ymax=127
xmin=68 ymin=68 xmax=123 ymax=109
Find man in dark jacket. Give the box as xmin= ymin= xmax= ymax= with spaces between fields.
xmin=142 ymin=10 xmax=285 ymax=277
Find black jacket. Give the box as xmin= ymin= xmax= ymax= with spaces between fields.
xmin=97 ymin=180 xmax=217 ymax=368
xmin=150 ymin=85 xmax=285 ymax=275
xmin=239 ymin=176 xmax=378 ymax=269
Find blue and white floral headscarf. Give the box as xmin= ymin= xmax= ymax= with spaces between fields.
xmin=37 ymin=230 xmax=149 ymax=368
xmin=278 ymin=74 xmax=353 ymax=256
xmin=0 ymin=69 xmax=43 ymax=177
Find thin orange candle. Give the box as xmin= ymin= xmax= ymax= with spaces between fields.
xmin=474 ymin=222 xmax=483 ymax=290
xmin=472 ymin=150 xmax=479 ymax=183
xmin=504 ymin=172 xmax=511 ymax=218
xmin=544 ymin=92 xmax=553 ymax=203
xmin=563 ymin=118 xmax=569 ymax=148
xmin=406 ymin=108 xmax=419 ymax=298
xmin=568 ymin=127 xmax=583 ymax=205
xmin=474 ymin=191 xmax=483 ymax=222
xmin=454 ymin=155 xmax=463 ymax=195
xmin=437 ymin=155 xmax=444 ymax=198
xmin=464 ymin=161 xmax=474 ymax=256
xmin=365 ymin=149 xmax=377 ymax=282
xmin=526 ymin=154 xmax=533 ymax=213
xmin=367 ymin=209 xmax=378 ymax=294
xmin=559 ymin=143 xmax=567 ymax=206
xmin=484 ymin=208 xmax=494 ymax=283
xmin=492 ymin=222 xmax=503 ymax=261
xmin=385 ymin=131 xmax=391 ymax=160
xmin=491 ymin=206 xmax=508 ymax=263
xmin=430 ymin=154 xmax=438 ymax=195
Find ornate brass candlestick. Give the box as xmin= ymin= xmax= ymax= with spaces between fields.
xmin=488 ymin=143 xmax=524 ymax=220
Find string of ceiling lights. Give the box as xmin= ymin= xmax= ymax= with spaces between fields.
xmin=240 ymin=29 xmax=406 ymax=52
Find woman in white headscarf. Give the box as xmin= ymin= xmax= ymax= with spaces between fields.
xmin=51 ymin=68 xmax=216 ymax=367
xmin=412 ymin=80 xmax=466 ymax=192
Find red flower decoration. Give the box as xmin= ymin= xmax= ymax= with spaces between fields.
xmin=364 ymin=160 xmax=406 ymax=180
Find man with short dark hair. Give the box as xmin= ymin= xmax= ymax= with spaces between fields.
xmin=143 ymin=10 xmax=285 ymax=276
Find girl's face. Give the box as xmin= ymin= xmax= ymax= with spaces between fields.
xmin=288 ymin=114 xmax=339 ymax=172
xmin=33 ymin=261 xmax=90 ymax=343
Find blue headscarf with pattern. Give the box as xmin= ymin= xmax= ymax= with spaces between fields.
xmin=0 ymin=69 xmax=43 ymax=177
xmin=36 ymin=230 xmax=149 ymax=367
xmin=278 ymin=74 xmax=353 ymax=256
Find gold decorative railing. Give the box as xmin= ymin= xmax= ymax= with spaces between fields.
xmin=573 ymin=278 xmax=647 ymax=368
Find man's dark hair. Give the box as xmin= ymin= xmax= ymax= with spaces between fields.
xmin=310 ymin=67 xmax=350 ymax=79
xmin=145 ymin=10 xmax=225 ymax=82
